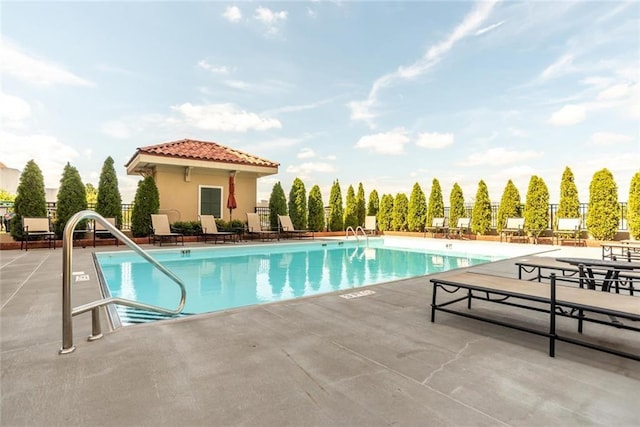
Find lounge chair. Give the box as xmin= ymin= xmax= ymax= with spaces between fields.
xmin=426 ymin=217 xmax=447 ymax=238
xmin=553 ymin=218 xmax=582 ymax=246
xmin=199 ymin=215 xmax=236 ymax=244
xmin=500 ymin=217 xmax=525 ymax=243
xmin=93 ymin=217 xmax=119 ymax=247
xmin=21 ymin=217 xmax=55 ymax=250
xmin=278 ymin=215 xmax=314 ymax=239
xmin=364 ymin=215 xmax=377 ymax=235
xmin=448 ymin=217 xmax=471 ymax=239
xmin=246 ymin=212 xmax=279 ymax=241
xmin=150 ymin=214 xmax=184 ymax=246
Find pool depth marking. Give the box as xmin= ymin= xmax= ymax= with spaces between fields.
xmin=340 ymin=289 xmax=376 ymax=299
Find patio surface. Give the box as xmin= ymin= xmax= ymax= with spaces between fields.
xmin=1 ymin=239 xmax=638 ymax=426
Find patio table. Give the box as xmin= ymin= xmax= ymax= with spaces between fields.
xmin=555 ymin=257 xmax=640 ymax=293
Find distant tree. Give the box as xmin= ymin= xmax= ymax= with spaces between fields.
xmin=54 ymin=163 xmax=88 ymax=238
xmin=471 ymin=180 xmax=492 ymax=235
xmin=391 ymin=193 xmax=409 ymax=231
xmin=426 ymin=178 xmax=444 ymax=228
xmin=407 ymin=182 xmax=427 ymax=232
xmin=496 ymin=180 xmax=522 ymax=233
xmin=378 ymin=194 xmax=394 ymax=231
xmin=557 ymin=166 xmax=580 ymax=220
xmin=343 ymin=185 xmax=359 ymax=230
xmin=0 ymin=189 xmax=16 ymax=202
xmin=367 ymin=189 xmax=379 ymax=216
xmin=628 ymin=172 xmax=640 ymax=240
xmin=523 ymin=176 xmax=549 ymax=239
xmin=328 ymin=180 xmax=344 ymax=231
xmin=356 ymin=183 xmax=366 ymax=226
xmin=96 ymin=156 xmax=123 ymax=227
xmin=10 ymin=160 xmax=47 ymax=240
xmin=85 ymin=183 xmax=98 ymax=205
xmin=130 ymin=176 xmax=159 ymax=237
xmin=449 ymin=183 xmax=465 ymax=228
xmin=288 ymin=178 xmax=307 ymax=230
xmin=268 ymin=182 xmax=287 ymax=230
xmin=586 ymin=168 xmax=620 ymax=240
xmin=307 ymin=185 xmax=325 ymax=232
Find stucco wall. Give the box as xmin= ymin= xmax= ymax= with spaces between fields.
xmin=153 ymin=165 xmax=257 ymax=223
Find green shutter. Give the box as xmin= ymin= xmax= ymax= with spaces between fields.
xmin=200 ymin=187 xmax=222 ymax=217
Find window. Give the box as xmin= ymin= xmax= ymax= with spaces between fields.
xmin=199 ymin=186 xmax=223 ymax=218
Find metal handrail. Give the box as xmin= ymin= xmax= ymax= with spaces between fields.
xmin=60 ymin=210 xmax=187 ymax=354
xmin=345 ymin=226 xmax=358 ymax=240
xmin=355 ymin=226 xmax=368 ymax=241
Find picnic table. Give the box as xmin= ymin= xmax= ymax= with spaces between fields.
xmin=555 ymin=257 xmax=640 ymax=293
xmin=601 ymin=241 xmax=640 ymax=262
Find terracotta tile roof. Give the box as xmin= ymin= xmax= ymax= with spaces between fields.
xmin=132 ymin=139 xmax=279 ymax=168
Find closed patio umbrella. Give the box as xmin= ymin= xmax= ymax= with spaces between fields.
xmin=227 ymin=173 xmax=237 ymax=221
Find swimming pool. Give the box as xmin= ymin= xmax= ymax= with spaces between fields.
xmin=94 ymin=239 xmax=517 ymax=325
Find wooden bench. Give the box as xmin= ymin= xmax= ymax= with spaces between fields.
xmin=430 ymin=271 xmax=640 ymax=361
xmin=553 ymin=218 xmax=582 ymax=246
xmin=500 ymin=218 xmax=525 ymax=243
xmin=21 ymin=217 xmax=56 ymax=250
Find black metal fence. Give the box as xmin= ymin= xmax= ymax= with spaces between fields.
xmin=18 ymin=201 xmax=631 ymax=233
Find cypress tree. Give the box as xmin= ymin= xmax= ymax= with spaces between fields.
xmin=496 ymin=180 xmax=522 ymax=233
xmin=523 ymin=175 xmax=549 ymax=239
xmin=10 ymin=160 xmax=47 ymax=240
xmin=86 ymin=183 xmax=98 ymax=205
xmin=391 ymin=193 xmax=409 ymax=231
xmin=586 ymin=168 xmax=620 ymax=240
xmin=54 ymin=163 xmax=88 ymax=237
xmin=268 ymin=182 xmax=287 ymax=230
xmin=367 ymin=190 xmax=379 ymax=216
xmin=344 ymin=185 xmax=359 ymax=230
xmin=378 ymin=194 xmax=394 ymax=232
xmin=96 ymin=156 xmax=123 ymax=227
xmin=471 ymin=180 xmax=492 ymax=235
xmin=130 ymin=176 xmax=160 ymax=237
xmin=328 ymin=180 xmax=344 ymax=231
xmin=628 ymin=172 xmax=640 ymax=240
xmin=356 ymin=183 xmax=366 ymax=226
xmin=426 ymin=178 xmax=444 ymax=228
xmin=449 ymin=183 xmax=465 ymax=228
xmin=288 ymin=177 xmax=307 ymax=230
xmin=307 ymin=185 xmax=325 ymax=232
xmin=407 ymin=182 xmax=427 ymax=232
xmin=557 ymin=166 xmax=580 ymax=220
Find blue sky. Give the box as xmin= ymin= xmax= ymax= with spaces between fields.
xmin=1 ymin=1 xmax=638 ymax=206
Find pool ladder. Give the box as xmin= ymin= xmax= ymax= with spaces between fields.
xmin=59 ymin=210 xmax=186 ymax=354
xmin=345 ymin=226 xmax=368 ymax=241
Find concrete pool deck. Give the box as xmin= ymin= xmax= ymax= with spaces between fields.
xmin=1 ymin=239 xmax=638 ymax=426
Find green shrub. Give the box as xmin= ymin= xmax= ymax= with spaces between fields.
xmin=426 ymin=178 xmax=444 ymax=228
xmin=96 ymin=156 xmax=123 ymax=227
xmin=344 ymin=185 xmax=359 ymax=230
xmin=268 ymin=182 xmax=287 ymax=230
xmin=356 ymin=183 xmax=366 ymax=226
xmin=449 ymin=183 xmax=465 ymax=228
xmin=54 ymin=163 xmax=88 ymax=238
xmin=10 ymin=160 xmax=48 ymax=241
xmin=130 ymin=176 xmax=160 ymax=237
xmin=328 ymin=180 xmax=344 ymax=231
xmin=307 ymin=185 xmax=325 ymax=232
xmin=586 ymin=168 xmax=620 ymax=240
xmin=471 ymin=180 xmax=492 ymax=235
xmin=523 ymin=176 xmax=549 ymax=238
xmin=367 ymin=190 xmax=379 ymax=216
xmin=391 ymin=193 xmax=409 ymax=231
xmin=407 ymin=182 xmax=427 ymax=232
xmin=288 ymin=178 xmax=307 ymax=230
xmin=378 ymin=194 xmax=394 ymax=231
xmin=172 ymin=221 xmax=202 ymax=235
xmin=496 ymin=180 xmax=522 ymax=233
xmin=629 ymin=172 xmax=640 ymax=240
xmin=557 ymin=166 xmax=580 ymax=220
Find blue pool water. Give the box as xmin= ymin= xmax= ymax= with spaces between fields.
xmin=95 ymin=240 xmax=504 ymax=324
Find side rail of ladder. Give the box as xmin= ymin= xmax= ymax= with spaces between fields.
xmin=345 ymin=226 xmax=358 ymax=240
xmin=60 ymin=210 xmax=186 ymax=355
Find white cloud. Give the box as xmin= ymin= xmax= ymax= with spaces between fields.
xmin=222 ymin=6 xmax=242 ymax=23
xmin=416 ymin=132 xmax=454 ymax=149
xmin=224 ymin=80 xmax=251 ymax=90
xmin=254 ymin=7 xmax=288 ymax=35
xmin=286 ymin=162 xmax=335 ymax=176
xmin=597 ymin=83 xmax=631 ymax=100
xmin=458 ymin=147 xmax=543 ymax=167
xmin=1 ymin=39 xmax=93 ymax=86
xmin=101 ymin=121 xmax=132 ymax=139
xmin=172 ymin=103 xmax=281 ymax=132
xmin=297 ymin=148 xmax=316 ymax=159
xmin=590 ymin=132 xmax=634 ymax=145
xmin=475 ymin=20 xmax=505 ymax=36
xmin=198 ymin=60 xmax=230 ymax=74
xmin=548 ymin=104 xmax=586 ymax=126
xmin=355 ymin=128 xmax=410 ymax=155
xmin=0 ymin=92 xmax=31 ymax=128
xmin=539 ymin=54 xmax=574 ymax=81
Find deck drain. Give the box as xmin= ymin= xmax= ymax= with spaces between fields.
xmin=340 ymin=289 xmax=376 ymax=299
